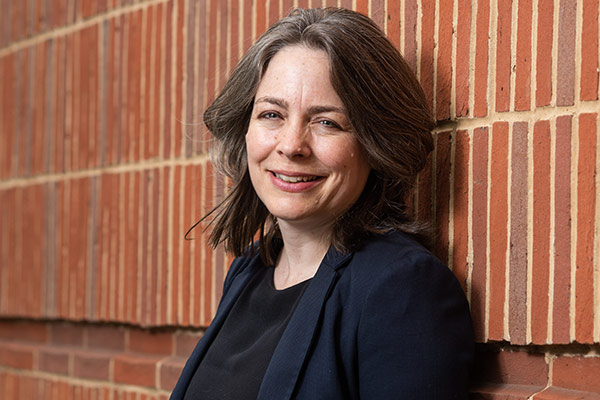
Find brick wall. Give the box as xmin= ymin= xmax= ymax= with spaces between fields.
xmin=0 ymin=0 xmax=599 ymax=398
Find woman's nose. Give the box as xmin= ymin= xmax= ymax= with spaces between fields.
xmin=276 ymin=122 xmax=311 ymax=159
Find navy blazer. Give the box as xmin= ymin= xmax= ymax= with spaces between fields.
xmin=171 ymin=231 xmax=474 ymax=399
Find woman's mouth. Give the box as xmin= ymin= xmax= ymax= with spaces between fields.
xmin=273 ymin=172 xmax=321 ymax=183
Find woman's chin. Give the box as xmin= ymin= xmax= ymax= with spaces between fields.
xmin=271 ymin=210 xmax=333 ymax=230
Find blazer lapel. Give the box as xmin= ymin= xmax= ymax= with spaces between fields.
xmin=170 ymin=255 xmax=263 ymax=399
xmin=257 ymin=248 xmax=352 ymax=400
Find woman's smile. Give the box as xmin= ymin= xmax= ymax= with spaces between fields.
xmin=269 ymin=170 xmax=325 ymax=192
xmin=245 ymin=45 xmax=371 ymax=228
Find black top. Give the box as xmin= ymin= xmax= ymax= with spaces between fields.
xmin=183 ymin=265 xmax=310 ymax=400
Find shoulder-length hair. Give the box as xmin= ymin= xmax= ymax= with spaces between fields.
xmin=195 ymin=7 xmax=435 ymax=265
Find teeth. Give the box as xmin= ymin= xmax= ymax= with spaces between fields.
xmin=274 ymin=173 xmax=319 ymax=183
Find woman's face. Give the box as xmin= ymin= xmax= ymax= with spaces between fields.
xmin=245 ymin=45 xmax=371 ymax=231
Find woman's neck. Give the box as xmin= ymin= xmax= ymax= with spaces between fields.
xmin=273 ymin=220 xmax=332 ymax=290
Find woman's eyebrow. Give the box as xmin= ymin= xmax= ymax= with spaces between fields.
xmin=254 ymin=96 xmax=288 ymax=108
xmin=255 ymin=97 xmax=346 ymax=114
xmin=306 ymin=105 xmax=346 ymax=115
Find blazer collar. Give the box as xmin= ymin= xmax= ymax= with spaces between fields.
xmin=171 ymin=246 xmax=353 ymax=400
xmin=257 ymin=246 xmax=353 ymax=400
xmin=170 ymin=255 xmax=263 ymax=399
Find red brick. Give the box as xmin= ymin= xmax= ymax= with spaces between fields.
xmin=552 ymin=356 xmax=600 ymax=393
xmin=51 ymin=323 xmax=84 ymax=347
xmin=53 ymin=37 xmax=66 ymax=173
xmin=495 ymin=0 xmax=513 ymax=112
xmin=533 ymin=386 xmax=600 ymax=399
xmin=86 ymin=325 xmax=125 ymax=351
xmin=193 ymin=166 xmax=205 ymax=325
xmin=488 ymin=122 xmax=509 ymax=340
xmin=23 ymin=186 xmax=45 ymax=318
xmin=557 ymin=0 xmax=577 ymax=106
xmin=255 ymin=0 xmax=267 ymax=36
xmin=0 ymin=320 xmax=48 ymax=343
xmin=371 ymin=0 xmax=385 ymax=28
xmin=470 ymin=383 xmax=544 ymax=399
xmin=514 ymin=0 xmax=532 ymax=111
xmin=455 ymin=0 xmax=472 ymax=117
xmin=471 ymin=127 xmax=489 ymax=341
xmin=71 ymin=29 xmax=83 ymax=172
xmin=140 ymin=171 xmax=150 ymax=325
xmin=436 ymin=0 xmax=453 ymax=120
xmin=104 ymin=18 xmax=116 ymax=166
xmin=174 ymin=331 xmax=202 ymax=358
xmin=204 ymin=0 xmax=217 ymax=154
xmin=32 ymin=42 xmax=47 ymax=175
xmin=158 ymin=356 xmax=185 ymax=391
xmin=128 ymin=329 xmax=173 ymax=356
xmin=268 ymin=0 xmax=279 ymax=26
xmin=200 ymin=163 xmax=215 ymax=325
xmin=113 ymin=353 xmax=162 ymax=388
xmin=56 ymin=181 xmax=67 ymax=318
xmin=531 ymin=121 xmax=551 ymax=344
xmin=403 ymin=0 xmax=418 ymax=72
xmin=0 ymin=342 xmax=35 ymax=369
xmin=149 ymin=169 xmax=160 ymax=326
xmin=452 ymin=130 xmax=470 ymax=292
xmin=95 ymin=175 xmax=109 ymax=320
xmin=509 ymin=122 xmax=528 ymax=344
xmin=78 ymin=28 xmax=90 ymax=170
xmin=553 ymin=116 xmax=572 ymax=344
xmin=575 ymin=113 xmax=597 ymax=343
xmin=0 ymin=55 xmax=15 ymax=179
xmin=536 ymin=0 xmax=553 ymax=107
xmin=150 ymin=4 xmax=163 ymax=159
xmin=181 ymin=166 xmax=193 ymax=326
xmin=217 ymin=0 xmax=228 ymax=89
xmin=111 ymin=173 xmax=122 ymax=321
xmin=474 ymin=0 xmax=491 ymax=117
xmin=159 ymin=168 xmax=170 ymax=326
xmin=580 ymin=0 xmax=599 ymax=101
xmin=162 ymin=1 xmax=173 ymax=159
xmin=2 ymin=191 xmax=16 ymax=314
xmin=473 ymin=349 xmax=549 ymax=386
xmin=419 ymin=0 xmax=435 ymax=112
xmin=81 ymin=0 xmax=97 ymax=19
xmin=387 ymin=0 xmax=401 ymax=49
xmin=73 ymin=350 xmax=111 ymax=380
xmin=10 ymin=2 xmax=20 ymax=42
xmin=142 ymin=7 xmax=153 ymax=161
xmin=125 ymin=172 xmax=140 ymax=322
xmin=73 ymin=179 xmax=90 ymax=319
xmin=87 ymin=25 xmax=99 ymax=168
xmin=38 ymin=346 xmax=70 ymax=375
xmin=130 ymin=11 xmax=143 ymax=163
xmin=0 ymin=371 xmax=18 ymax=400
xmin=170 ymin=166 xmax=182 ymax=325
xmin=17 ymin=374 xmax=39 ymax=399
xmin=356 ymin=0 xmax=368 ymax=15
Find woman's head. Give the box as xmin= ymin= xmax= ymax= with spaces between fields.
xmin=201 ymin=8 xmax=435 ymax=263
xmin=245 ymin=45 xmax=372 ymax=234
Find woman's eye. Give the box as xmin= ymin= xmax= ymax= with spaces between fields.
xmin=260 ymin=112 xmax=280 ymax=120
xmin=317 ymin=119 xmax=341 ymax=129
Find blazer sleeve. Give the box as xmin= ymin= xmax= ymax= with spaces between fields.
xmin=356 ymin=251 xmax=474 ymax=399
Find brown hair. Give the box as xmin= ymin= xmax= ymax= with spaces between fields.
xmin=193 ymin=7 xmax=435 ymax=265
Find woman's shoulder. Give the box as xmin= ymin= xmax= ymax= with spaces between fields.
xmin=347 ymin=231 xmax=463 ymax=300
xmin=222 ymin=245 xmax=262 ymax=289
xmin=353 ymin=230 xmax=442 ymax=271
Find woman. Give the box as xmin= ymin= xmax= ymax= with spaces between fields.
xmin=172 ymin=7 xmax=473 ymax=400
